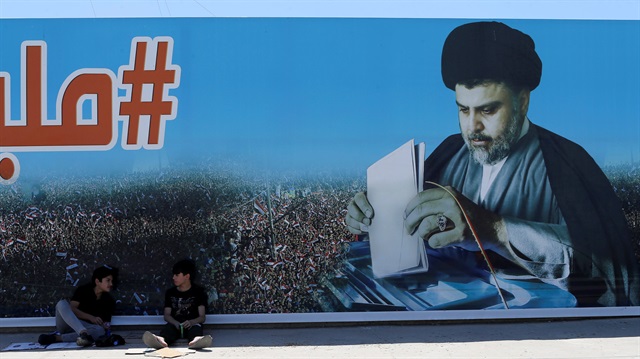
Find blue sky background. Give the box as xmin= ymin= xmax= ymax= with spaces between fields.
xmin=1 ymin=0 xmax=638 ymax=20
xmin=0 ymin=17 xmax=638 ymax=180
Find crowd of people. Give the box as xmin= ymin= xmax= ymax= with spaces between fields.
xmin=209 ymin=182 xmax=356 ymax=314
xmin=1 ymin=160 xmax=638 ymax=318
xmin=604 ymin=163 xmax=640 ymax=261
xmin=0 ymin=163 xmax=362 ymax=317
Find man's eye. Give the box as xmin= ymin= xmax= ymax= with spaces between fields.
xmin=482 ymin=107 xmax=496 ymax=115
xmin=459 ymin=107 xmax=469 ymax=114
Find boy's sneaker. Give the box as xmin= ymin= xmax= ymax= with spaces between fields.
xmin=38 ymin=332 xmax=59 ymax=345
xmin=188 ymin=335 xmax=213 ymax=349
xmin=76 ymin=332 xmax=94 ymax=347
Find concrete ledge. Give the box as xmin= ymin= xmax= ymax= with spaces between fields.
xmin=1 ymin=306 xmax=638 ymax=330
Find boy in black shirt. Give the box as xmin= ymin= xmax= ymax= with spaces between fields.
xmin=38 ymin=265 xmax=118 ymax=347
xmin=143 ymin=259 xmax=212 ymax=349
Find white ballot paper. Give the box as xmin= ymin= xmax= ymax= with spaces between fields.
xmin=367 ymin=139 xmax=428 ymax=278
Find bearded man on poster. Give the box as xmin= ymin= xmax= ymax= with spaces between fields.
xmin=346 ymin=21 xmax=639 ymax=307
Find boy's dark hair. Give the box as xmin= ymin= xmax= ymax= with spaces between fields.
xmin=92 ymin=265 xmax=119 ymax=289
xmin=172 ymin=259 xmax=197 ymax=281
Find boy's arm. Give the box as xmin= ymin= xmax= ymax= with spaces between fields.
xmin=163 ymin=307 xmax=180 ymax=329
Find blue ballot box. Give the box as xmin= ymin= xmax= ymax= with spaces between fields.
xmin=324 ymin=241 xmax=577 ymax=311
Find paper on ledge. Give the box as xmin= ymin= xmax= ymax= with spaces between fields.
xmin=366 ymin=139 xmax=428 ymax=278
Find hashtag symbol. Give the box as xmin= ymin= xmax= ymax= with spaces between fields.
xmin=118 ymin=37 xmax=180 ymax=149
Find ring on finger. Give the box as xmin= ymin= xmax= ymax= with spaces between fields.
xmin=437 ymin=214 xmax=448 ymax=232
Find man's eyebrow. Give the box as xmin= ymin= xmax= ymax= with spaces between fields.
xmin=455 ymin=100 xmax=503 ymax=109
xmin=477 ymin=101 xmax=503 ymax=109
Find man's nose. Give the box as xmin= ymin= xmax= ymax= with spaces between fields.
xmin=469 ymin=111 xmax=484 ymax=132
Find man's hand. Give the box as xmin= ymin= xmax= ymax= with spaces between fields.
xmin=404 ymin=186 xmax=508 ymax=252
xmin=181 ymin=320 xmax=193 ymax=329
xmin=90 ymin=315 xmax=104 ymax=325
xmin=345 ymin=192 xmax=374 ymax=234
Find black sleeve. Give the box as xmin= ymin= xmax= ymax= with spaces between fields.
xmin=537 ymin=125 xmax=639 ymax=306
xmin=198 ymin=286 xmax=208 ymax=309
xmin=423 ymin=134 xmax=464 ymax=187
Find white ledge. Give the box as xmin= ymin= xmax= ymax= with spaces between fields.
xmin=1 ymin=307 xmax=639 ymax=328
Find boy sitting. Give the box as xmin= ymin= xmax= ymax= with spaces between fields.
xmin=38 ymin=265 xmax=118 ymax=347
xmin=143 ymin=259 xmax=212 ymax=349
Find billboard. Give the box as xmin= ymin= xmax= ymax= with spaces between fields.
xmin=0 ymin=17 xmax=638 ymax=319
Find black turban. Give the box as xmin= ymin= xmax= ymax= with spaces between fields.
xmin=441 ymin=21 xmax=542 ymax=91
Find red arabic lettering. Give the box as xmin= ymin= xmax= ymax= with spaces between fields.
xmin=0 ymin=37 xmax=180 ymax=185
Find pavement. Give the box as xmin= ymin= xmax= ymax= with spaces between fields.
xmin=1 ymin=317 xmax=639 ymax=358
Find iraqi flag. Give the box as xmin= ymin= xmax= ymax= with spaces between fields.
xmin=253 ymin=200 xmax=267 ymax=215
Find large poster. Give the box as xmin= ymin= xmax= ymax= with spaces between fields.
xmin=0 ymin=18 xmax=638 ymax=319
